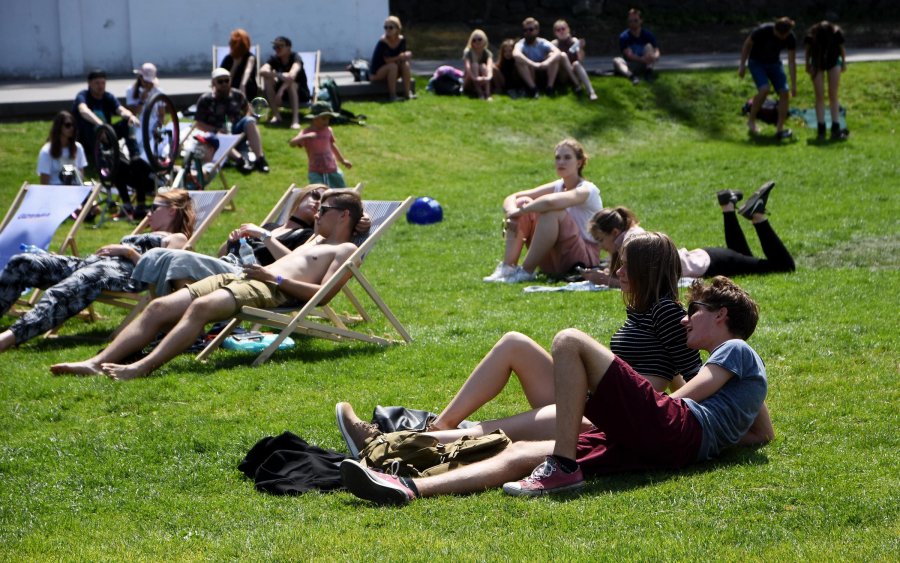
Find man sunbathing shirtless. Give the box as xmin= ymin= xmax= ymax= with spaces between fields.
xmin=51 ymin=190 xmax=363 ymax=380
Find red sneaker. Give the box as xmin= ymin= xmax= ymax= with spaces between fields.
xmin=502 ymin=456 xmax=584 ymax=497
xmin=340 ymin=460 xmax=416 ymax=505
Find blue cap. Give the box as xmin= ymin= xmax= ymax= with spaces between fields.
xmin=406 ymin=197 xmax=443 ymax=224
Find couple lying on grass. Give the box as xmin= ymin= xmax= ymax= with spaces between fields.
xmin=336 ymin=232 xmax=774 ymax=504
xmin=50 ymin=189 xmax=364 ymax=380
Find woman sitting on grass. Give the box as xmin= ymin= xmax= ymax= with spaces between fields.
xmin=462 ymin=29 xmax=494 ymax=101
xmin=37 ymin=111 xmax=87 ymax=185
xmin=483 ymin=138 xmax=602 ymax=283
xmin=337 ymin=232 xmax=701 ymax=455
xmin=582 ymin=181 xmax=795 ymax=288
xmin=0 ymin=189 xmax=195 ymax=353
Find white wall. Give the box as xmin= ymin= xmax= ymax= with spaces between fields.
xmin=0 ymin=0 xmax=388 ymax=78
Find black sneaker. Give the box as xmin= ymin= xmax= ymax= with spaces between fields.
xmin=544 ymin=86 xmax=556 ymax=97
xmin=526 ymin=87 xmax=539 ymax=99
xmin=738 ymin=181 xmax=775 ymax=219
xmin=817 ymin=123 xmax=827 ymax=140
xmin=254 ymin=156 xmax=270 ymax=173
xmin=716 ymin=190 xmax=744 ymax=206
xmin=238 ymin=158 xmax=253 ymax=175
xmin=775 ymin=129 xmax=793 ymax=140
xmin=831 ymin=127 xmax=849 ymax=141
xmin=630 ymin=75 xmax=641 ymax=85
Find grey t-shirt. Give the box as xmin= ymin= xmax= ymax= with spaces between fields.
xmin=684 ymin=339 xmax=767 ymax=461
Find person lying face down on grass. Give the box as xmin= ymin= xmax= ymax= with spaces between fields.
xmin=338 ymin=275 xmax=774 ymax=504
xmin=50 ymin=190 xmax=363 ymax=380
xmin=583 ymin=182 xmax=795 ymax=288
xmin=483 ymin=138 xmax=603 ymax=284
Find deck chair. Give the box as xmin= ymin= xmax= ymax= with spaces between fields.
xmin=299 ymin=51 xmax=321 ymax=104
xmin=172 ymin=133 xmax=245 ymax=192
xmin=95 ymin=186 xmax=238 ymax=337
xmin=213 ymin=44 xmax=261 ymax=91
xmin=2 ymin=182 xmax=102 ymax=315
xmin=0 ymin=182 xmax=100 ymax=270
xmin=196 ymin=196 xmax=413 ymax=367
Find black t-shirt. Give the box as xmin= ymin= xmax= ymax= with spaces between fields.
xmin=749 ymin=23 xmax=797 ymax=64
xmin=265 ymin=51 xmax=309 ymax=101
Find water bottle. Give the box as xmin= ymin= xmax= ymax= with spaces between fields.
xmin=239 ymin=238 xmax=257 ymax=266
xmin=20 ymin=243 xmax=48 ymax=255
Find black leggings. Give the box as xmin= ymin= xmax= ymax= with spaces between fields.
xmin=703 ymin=212 xmax=795 ymax=277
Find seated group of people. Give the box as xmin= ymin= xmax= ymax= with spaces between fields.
xmin=318 ymin=136 xmax=784 ymax=503
xmin=0 ymin=186 xmax=366 ymax=381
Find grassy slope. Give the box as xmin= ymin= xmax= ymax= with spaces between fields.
xmin=0 ymin=63 xmax=897 ymax=560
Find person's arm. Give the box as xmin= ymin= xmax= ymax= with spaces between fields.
xmin=502 ymin=182 xmax=558 ymax=216
xmin=738 ymin=36 xmax=753 ymax=77
xmin=239 ymin=55 xmax=256 ymax=94
xmin=259 ymin=61 xmax=273 ymax=78
xmin=515 ymin=183 xmax=590 ymax=215
xmin=37 ymin=146 xmax=52 ymax=184
xmin=840 ymin=45 xmax=847 ymax=72
xmin=282 ymin=58 xmax=302 ymax=83
xmin=162 ymin=233 xmax=189 ymax=250
xmin=737 ymin=402 xmax=774 ymax=445
xmin=330 ymin=134 xmax=352 ymax=168
xmin=483 ymin=53 xmax=494 ymax=81
xmin=116 ymin=104 xmax=140 ymax=127
xmin=76 ymin=96 xmax=104 ymax=127
xmin=463 ymin=52 xmax=476 ymax=79
xmin=670 ymin=362 xmax=734 ymax=402
xmin=787 ymin=49 xmax=797 ymax=96
xmin=512 ymin=41 xmax=533 ymax=66
xmin=576 ymin=38 xmax=586 ymax=63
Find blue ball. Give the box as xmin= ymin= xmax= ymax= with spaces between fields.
xmin=406 ymin=196 xmax=443 ymax=224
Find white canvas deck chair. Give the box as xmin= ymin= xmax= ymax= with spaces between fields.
xmin=95 ymin=186 xmax=238 ymax=337
xmin=197 ymin=196 xmax=413 ymax=367
xmin=299 ymin=51 xmax=321 ymax=104
xmin=0 ymin=182 xmax=100 ymax=270
xmin=1 ymin=182 xmax=101 ymax=311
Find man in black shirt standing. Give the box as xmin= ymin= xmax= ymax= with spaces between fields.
xmin=738 ymin=17 xmax=798 ymax=139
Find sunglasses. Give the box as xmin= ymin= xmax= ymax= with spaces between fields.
xmin=215 ymin=78 xmax=230 ymax=85
xmin=687 ymin=301 xmax=714 ymax=317
xmin=524 ymin=27 xmax=537 ymax=32
xmin=318 ymin=205 xmax=346 ymax=215
xmin=472 ymin=37 xmax=484 ymax=42
xmin=554 ymin=27 xmax=568 ymax=32
xmin=149 ymin=203 xmax=170 ymax=213
xmin=384 ymin=25 xmax=397 ymax=30
xmin=62 ymin=122 xmax=74 ymax=129
xmin=273 ymin=43 xmax=286 ymax=49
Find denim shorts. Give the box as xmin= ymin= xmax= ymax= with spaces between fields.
xmin=231 ymin=116 xmax=257 ymax=135
xmin=748 ymin=59 xmax=788 ymax=93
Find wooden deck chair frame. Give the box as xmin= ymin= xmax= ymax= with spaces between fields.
xmin=213 ymin=44 xmax=262 ymax=92
xmin=95 ymin=186 xmax=239 ymax=337
xmin=196 ymin=196 xmax=413 ymax=367
xmin=4 ymin=182 xmax=102 ymax=311
xmin=299 ymin=51 xmax=321 ymax=104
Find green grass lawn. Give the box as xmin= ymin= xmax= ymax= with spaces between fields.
xmin=0 ymin=63 xmax=898 ymax=560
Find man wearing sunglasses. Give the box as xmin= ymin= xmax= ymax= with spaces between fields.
xmin=512 ymin=17 xmax=563 ymax=98
xmin=52 ymin=190 xmax=364 ymax=380
xmin=194 ymin=67 xmax=270 ymax=173
xmin=340 ymin=276 xmax=774 ymax=505
xmin=259 ymin=36 xmax=310 ymax=130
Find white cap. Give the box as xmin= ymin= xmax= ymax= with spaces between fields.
xmin=134 ymin=62 xmax=158 ymax=84
xmin=211 ymin=67 xmax=231 ymax=80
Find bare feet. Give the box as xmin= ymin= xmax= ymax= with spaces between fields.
xmin=102 ymin=363 xmax=150 ymax=381
xmin=50 ymin=361 xmax=104 ymax=376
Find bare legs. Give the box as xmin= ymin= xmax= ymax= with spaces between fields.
xmin=549 ymin=328 xmax=615 ymax=459
xmin=812 ymin=67 xmax=843 ymax=137
xmin=372 ymin=61 xmax=412 ymax=101
xmin=515 ymin=56 xmax=560 ymax=92
xmin=502 ymin=208 xmax=568 ymax=275
xmin=431 ymin=332 xmax=555 ymax=430
xmin=747 ymin=85 xmax=770 ymax=134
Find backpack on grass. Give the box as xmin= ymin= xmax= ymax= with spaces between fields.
xmin=359 ymin=429 xmax=511 ymax=477
xmin=317 ymin=78 xmax=366 ymax=125
xmin=741 ymin=97 xmax=779 ymax=125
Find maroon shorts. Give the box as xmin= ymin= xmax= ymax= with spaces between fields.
xmin=576 ymin=356 xmax=703 ymax=476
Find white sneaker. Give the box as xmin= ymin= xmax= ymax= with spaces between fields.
xmin=503 ymin=266 xmax=536 ymax=283
xmin=483 ymin=262 xmax=516 ymax=282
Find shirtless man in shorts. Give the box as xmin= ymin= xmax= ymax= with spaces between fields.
xmin=51 ymin=190 xmax=362 ymax=380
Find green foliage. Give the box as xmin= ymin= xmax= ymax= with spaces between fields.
xmin=0 ymin=63 xmax=898 ymax=560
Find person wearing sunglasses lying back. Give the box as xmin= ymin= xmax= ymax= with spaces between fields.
xmin=339 ymin=276 xmax=773 ymax=504
xmin=132 ymin=185 xmax=371 ymax=296
xmin=51 ymin=190 xmax=362 ymax=380
xmin=0 ymin=190 xmax=195 ymax=354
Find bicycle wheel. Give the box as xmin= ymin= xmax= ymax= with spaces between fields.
xmin=142 ymin=92 xmax=180 ymax=174
xmin=93 ymin=123 xmax=120 ymax=188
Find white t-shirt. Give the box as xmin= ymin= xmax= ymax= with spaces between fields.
xmin=36 ymin=142 xmax=87 ymax=184
xmin=678 ymin=248 xmax=711 ymax=278
xmin=552 ymin=178 xmax=603 ymax=241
